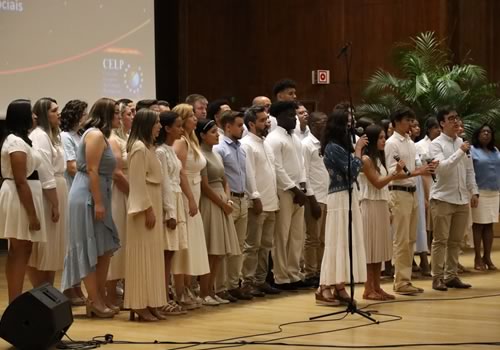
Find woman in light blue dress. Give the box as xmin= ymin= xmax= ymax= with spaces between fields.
xmin=61 ymin=98 xmax=121 ymax=318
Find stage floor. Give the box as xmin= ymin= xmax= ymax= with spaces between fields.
xmin=1 ymin=244 xmax=500 ymax=350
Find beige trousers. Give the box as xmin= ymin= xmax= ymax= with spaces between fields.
xmin=303 ymin=202 xmax=326 ymax=278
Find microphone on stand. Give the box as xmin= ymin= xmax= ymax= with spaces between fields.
xmin=393 ymin=154 xmax=411 ymax=176
xmin=337 ymin=42 xmax=352 ymax=58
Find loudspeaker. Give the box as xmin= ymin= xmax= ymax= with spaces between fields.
xmin=0 ymin=283 xmax=73 ymax=350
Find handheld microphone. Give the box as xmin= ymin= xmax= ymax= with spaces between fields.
xmin=393 ymin=155 xmax=411 ymax=176
xmin=460 ymin=133 xmax=471 ymax=157
xmin=425 ymin=158 xmax=437 ymax=182
xmin=337 ymin=42 xmax=352 ymax=58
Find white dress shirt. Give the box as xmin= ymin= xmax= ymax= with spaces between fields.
xmin=385 ymin=131 xmax=417 ymax=187
xmin=416 ymin=135 xmax=432 ymax=161
xmin=430 ymin=133 xmax=479 ymax=205
xmin=269 ymin=115 xmax=278 ymax=132
xmin=302 ymin=133 xmax=329 ymax=204
xmin=265 ymin=126 xmax=306 ymax=191
xmin=241 ymin=132 xmax=279 ymax=211
xmin=29 ymin=127 xmax=65 ymax=189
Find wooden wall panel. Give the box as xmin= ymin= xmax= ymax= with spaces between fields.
xmin=155 ymin=0 xmax=499 ymax=113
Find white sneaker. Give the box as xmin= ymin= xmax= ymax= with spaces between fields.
xmin=213 ymin=294 xmax=230 ymax=304
xmin=202 ymin=296 xmax=220 ymax=306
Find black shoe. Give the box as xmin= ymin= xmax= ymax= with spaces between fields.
xmin=242 ymin=285 xmax=265 ymax=298
xmin=273 ymin=282 xmax=297 ymax=291
xmin=290 ymin=280 xmax=314 ymax=289
xmin=228 ymin=288 xmax=254 ymax=300
xmin=432 ymin=278 xmax=448 ymax=291
xmin=216 ymin=291 xmax=238 ymax=303
xmin=257 ymin=282 xmax=281 ymax=295
xmin=445 ymin=277 xmax=471 ymax=289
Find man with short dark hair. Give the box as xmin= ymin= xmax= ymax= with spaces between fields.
xmin=207 ymin=99 xmax=231 ymax=137
xmin=214 ymin=110 xmax=251 ymax=300
xmin=430 ymin=108 xmax=478 ymax=291
xmin=136 ymin=99 xmax=159 ymax=112
xmin=240 ymin=106 xmax=281 ymax=295
xmin=385 ymin=108 xmax=436 ymax=295
xmin=265 ymin=101 xmax=308 ymax=290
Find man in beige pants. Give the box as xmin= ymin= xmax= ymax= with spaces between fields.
xmin=430 ymin=108 xmax=478 ymax=291
xmin=385 ymin=108 xmax=436 ymax=295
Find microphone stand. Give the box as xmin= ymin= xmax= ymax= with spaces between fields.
xmin=310 ymin=43 xmax=378 ymax=324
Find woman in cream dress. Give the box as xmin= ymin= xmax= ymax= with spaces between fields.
xmin=171 ymin=103 xmax=210 ymax=309
xmin=124 ymin=109 xmax=166 ymax=322
xmin=28 ymin=98 xmax=68 ymax=288
xmin=156 ymin=111 xmax=188 ymax=315
xmin=106 ymin=102 xmax=132 ymax=307
xmin=0 ymin=99 xmax=45 ymax=303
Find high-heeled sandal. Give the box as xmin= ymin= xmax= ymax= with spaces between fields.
xmin=148 ymin=307 xmax=166 ymax=320
xmin=362 ymin=291 xmax=385 ymax=301
xmin=474 ymin=258 xmax=486 ymax=271
xmin=85 ymin=300 xmax=115 ymax=318
xmin=333 ymin=286 xmax=355 ymax=305
xmin=315 ymin=287 xmax=340 ymax=306
xmin=129 ymin=308 xmax=158 ymax=322
xmin=376 ymin=289 xmax=396 ymax=300
xmin=483 ymin=257 xmax=497 ymax=271
xmin=106 ymin=303 xmax=120 ymax=314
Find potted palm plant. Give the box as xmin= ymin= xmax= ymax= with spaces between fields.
xmin=357 ymin=31 xmax=500 ymax=138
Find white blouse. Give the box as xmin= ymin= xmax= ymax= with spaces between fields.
xmin=156 ymin=144 xmax=182 ymax=220
xmin=1 ymin=134 xmax=42 ymax=179
xmin=29 ymin=127 xmax=65 ymax=189
xmin=359 ymin=158 xmax=390 ymax=201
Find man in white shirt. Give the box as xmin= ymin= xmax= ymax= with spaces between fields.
xmin=295 ymin=102 xmax=310 ymax=141
xmin=265 ymin=101 xmax=307 ymax=290
xmin=301 ymin=111 xmax=328 ymax=285
xmin=429 ymin=108 xmax=479 ymax=291
xmin=240 ymin=105 xmax=281 ymax=295
xmin=385 ymin=108 xmax=436 ymax=295
xmin=268 ymin=79 xmax=300 ymax=133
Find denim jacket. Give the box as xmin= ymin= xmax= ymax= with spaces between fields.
xmin=323 ymin=142 xmax=362 ymax=194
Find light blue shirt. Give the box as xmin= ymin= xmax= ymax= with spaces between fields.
xmin=471 ymin=146 xmax=500 ymax=191
xmin=214 ymin=136 xmax=246 ymax=194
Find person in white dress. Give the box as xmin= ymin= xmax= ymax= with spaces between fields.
xmin=156 ymin=110 xmax=189 ymax=314
xmin=26 ymin=98 xmax=68 ymax=289
xmin=171 ymin=103 xmax=210 ymax=309
xmin=106 ymin=101 xmax=132 ymax=308
xmin=0 ymin=99 xmax=45 ymax=303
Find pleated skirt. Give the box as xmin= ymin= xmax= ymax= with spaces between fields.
xmin=359 ymin=199 xmax=392 ymax=264
xmin=171 ymin=176 xmax=210 ymax=276
xmin=199 ymin=184 xmax=240 ymax=256
xmin=124 ymin=182 xmax=166 ymax=309
xmin=0 ymin=179 xmax=47 ymax=243
xmin=29 ymin=176 xmax=68 ymax=271
xmin=108 ymin=182 xmax=128 ymax=281
xmin=471 ymin=190 xmax=499 ymax=224
xmin=164 ymin=192 xmax=188 ymax=251
xmin=319 ymin=190 xmax=367 ymax=285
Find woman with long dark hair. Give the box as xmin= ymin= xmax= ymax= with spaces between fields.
xmin=27 ymin=97 xmax=67 ymax=289
xmin=316 ymin=109 xmax=368 ymax=305
xmin=124 ymin=108 xmax=165 ymax=321
xmin=0 ymin=99 xmax=45 ymax=303
xmin=155 ymin=111 xmax=188 ymax=315
xmin=471 ymin=123 xmax=500 ymax=270
xmin=61 ymin=98 xmax=121 ymax=318
xmin=359 ymin=124 xmax=404 ymax=300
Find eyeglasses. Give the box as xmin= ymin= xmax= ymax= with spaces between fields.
xmin=481 ymin=130 xmax=492 ymax=134
xmin=446 ymin=115 xmax=459 ymax=122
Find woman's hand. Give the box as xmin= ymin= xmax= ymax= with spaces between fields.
xmin=51 ymin=205 xmax=60 ymax=223
xmin=222 ymin=202 xmax=234 ymax=216
xmin=166 ymin=218 xmax=177 ymax=230
xmin=94 ymin=203 xmax=105 ymax=221
xmin=188 ymin=198 xmax=198 ymax=217
xmin=145 ymin=207 xmax=156 ymax=229
xmin=29 ymin=215 xmax=41 ymax=231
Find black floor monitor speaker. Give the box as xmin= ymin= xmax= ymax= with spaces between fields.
xmin=0 ymin=283 xmax=73 ymax=350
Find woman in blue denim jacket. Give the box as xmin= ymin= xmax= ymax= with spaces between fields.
xmin=315 ymin=108 xmax=368 ymax=306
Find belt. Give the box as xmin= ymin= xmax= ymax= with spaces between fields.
xmin=2 ymin=171 xmax=39 ymax=181
xmin=389 ymin=185 xmax=416 ymax=193
xmin=230 ymin=191 xmax=245 ymax=198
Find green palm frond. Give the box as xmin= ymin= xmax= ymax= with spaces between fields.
xmin=358 ymin=31 xmax=500 ymax=138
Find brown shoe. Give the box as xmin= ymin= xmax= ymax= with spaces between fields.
xmin=315 ymin=288 xmax=341 ymax=306
xmin=432 ymin=278 xmax=448 ymax=291
xmin=445 ymin=277 xmax=471 ymax=289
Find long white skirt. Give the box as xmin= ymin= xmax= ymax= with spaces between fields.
xmin=320 ymin=190 xmax=367 ymax=285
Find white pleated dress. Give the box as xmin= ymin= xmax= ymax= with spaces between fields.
xmin=28 ymin=128 xmax=68 ymax=272
xmin=0 ymin=134 xmax=47 ymax=243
